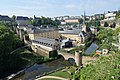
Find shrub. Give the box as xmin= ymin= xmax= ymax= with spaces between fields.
xmin=104 ymin=22 xmax=109 ymax=27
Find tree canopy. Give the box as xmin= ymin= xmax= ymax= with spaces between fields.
xmin=73 ymin=54 xmax=120 ymax=80
xmin=78 ymin=18 xmax=83 ymax=24
xmin=30 ymin=16 xmax=60 ymax=27
xmin=0 ymin=26 xmax=24 ymax=78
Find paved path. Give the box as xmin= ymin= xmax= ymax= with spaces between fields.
xmin=35 ymin=76 xmax=68 ymax=80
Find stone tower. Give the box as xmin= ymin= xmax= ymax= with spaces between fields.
xmin=19 ymin=29 xmax=24 ymax=40
xmin=75 ymin=51 xmax=82 ymax=66
xmin=82 ymin=11 xmax=87 ymax=32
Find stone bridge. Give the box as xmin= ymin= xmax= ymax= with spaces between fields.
xmin=58 ymin=51 xmax=82 ymax=66
xmin=58 ymin=51 xmax=75 ymax=60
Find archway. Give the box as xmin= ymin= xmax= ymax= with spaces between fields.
xmin=68 ymin=58 xmax=75 ymax=65
xmin=58 ymin=55 xmax=65 ymax=59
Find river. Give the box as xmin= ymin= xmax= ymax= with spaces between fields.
xmin=14 ymin=58 xmax=73 ymax=80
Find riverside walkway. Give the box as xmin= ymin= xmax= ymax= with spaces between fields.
xmin=35 ymin=76 xmax=68 ymax=80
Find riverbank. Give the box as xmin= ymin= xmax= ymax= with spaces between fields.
xmin=14 ymin=58 xmax=72 ymax=80
xmin=35 ymin=56 xmax=97 ymax=80
xmin=1 ymin=48 xmax=57 ymax=79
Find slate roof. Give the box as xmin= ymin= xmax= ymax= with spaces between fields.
xmin=0 ymin=15 xmax=12 ymax=21
xmin=59 ymin=28 xmax=81 ymax=35
xmin=85 ymin=43 xmax=99 ymax=54
xmin=29 ymin=28 xmax=58 ymax=34
xmin=33 ymin=38 xmax=58 ymax=45
xmin=16 ymin=16 xmax=29 ymax=20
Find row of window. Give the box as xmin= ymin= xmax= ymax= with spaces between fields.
xmin=33 ymin=40 xmax=60 ymax=50
xmin=33 ymin=40 xmax=53 ymax=46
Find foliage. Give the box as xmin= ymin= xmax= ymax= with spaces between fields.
xmin=0 ymin=26 xmax=24 ymax=78
xmin=86 ymin=20 xmax=100 ymax=27
xmin=73 ymin=54 xmax=120 ymax=80
xmin=69 ymin=46 xmax=85 ymax=54
xmin=12 ymin=15 xmax=16 ymax=21
xmin=78 ymin=18 xmax=83 ymax=24
xmin=30 ymin=16 xmax=60 ymax=27
xmin=85 ymin=35 xmax=95 ymax=49
xmin=104 ymin=22 xmax=109 ymax=27
xmin=13 ymin=49 xmax=53 ymax=64
xmin=96 ymin=28 xmax=118 ymax=51
xmin=48 ymin=67 xmax=75 ymax=79
xmin=110 ymin=22 xmax=116 ymax=28
xmin=0 ymin=26 xmax=55 ymax=78
xmin=114 ymin=27 xmax=120 ymax=36
xmin=96 ymin=28 xmax=115 ymax=41
xmin=116 ymin=10 xmax=120 ymax=19
xmin=0 ymin=26 xmax=23 ymax=57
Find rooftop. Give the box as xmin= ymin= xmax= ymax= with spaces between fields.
xmin=16 ymin=16 xmax=29 ymax=20
xmin=33 ymin=38 xmax=58 ymax=45
xmin=30 ymin=28 xmax=58 ymax=34
xmin=0 ymin=15 xmax=12 ymax=21
xmin=59 ymin=28 xmax=81 ymax=35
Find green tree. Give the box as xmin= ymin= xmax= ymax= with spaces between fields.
xmin=110 ymin=22 xmax=116 ymax=28
xmin=12 ymin=15 xmax=16 ymax=21
xmin=73 ymin=54 xmax=120 ymax=80
xmin=0 ymin=26 xmax=23 ymax=56
xmin=0 ymin=26 xmax=24 ymax=77
xmin=104 ymin=22 xmax=109 ymax=27
xmin=78 ymin=18 xmax=83 ymax=24
xmin=116 ymin=10 xmax=120 ymax=19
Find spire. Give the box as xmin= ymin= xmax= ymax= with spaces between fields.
xmin=83 ymin=11 xmax=86 ymax=25
xmin=34 ymin=15 xmax=36 ymax=19
xmin=82 ymin=11 xmax=86 ymax=32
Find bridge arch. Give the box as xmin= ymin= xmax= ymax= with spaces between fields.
xmin=68 ymin=58 xmax=75 ymax=64
xmin=57 ymin=55 xmax=65 ymax=59
xmin=58 ymin=51 xmax=82 ymax=66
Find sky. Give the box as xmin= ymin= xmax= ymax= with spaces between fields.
xmin=0 ymin=0 xmax=120 ymax=17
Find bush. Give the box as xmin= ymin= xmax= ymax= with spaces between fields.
xmin=104 ymin=22 xmax=109 ymax=27
xmin=73 ymin=54 xmax=120 ymax=80
xmin=110 ymin=22 xmax=116 ymax=28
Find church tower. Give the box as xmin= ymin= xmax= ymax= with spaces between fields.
xmin=82 ymin=11 xmax=87 ymax=32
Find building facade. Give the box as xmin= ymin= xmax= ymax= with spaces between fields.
xmin=29 ymin=29 xmax=60 ymax=40
xmin=65 ymin=18 xmax=79 ymax=24
xmin=31 ymin=38 xmax=60 ymax=57
xmin=59 ymin=28 xmax=85 ymax=45
xmin=105 ymin=11 xmax=117 ymax=20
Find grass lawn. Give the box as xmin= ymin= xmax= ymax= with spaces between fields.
xmin=48 ymin=66 xmax=75 ymax=79
xmin=48 ymin=71 xmax=70 ymax=78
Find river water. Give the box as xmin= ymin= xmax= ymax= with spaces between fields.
xmin=15 ymin=58 xmax=73 ymax=80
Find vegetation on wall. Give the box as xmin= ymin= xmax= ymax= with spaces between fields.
xmin=0 ymin=25 xmax=54 ymax=78
xmin=72 ymin=54 xmax=120 ymax=80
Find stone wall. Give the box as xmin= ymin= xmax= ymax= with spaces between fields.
xmin=31 ymin=45 xmax=58 ymax=58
